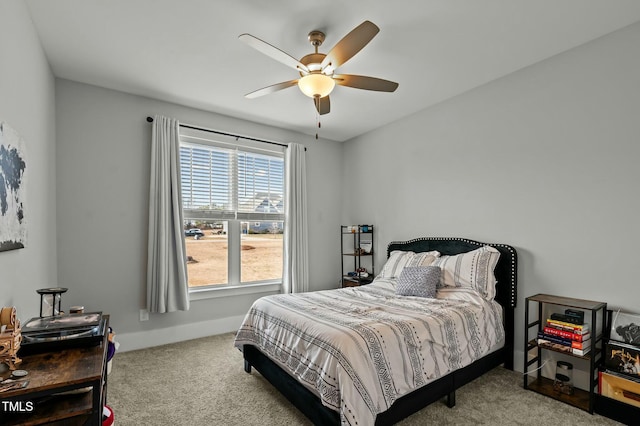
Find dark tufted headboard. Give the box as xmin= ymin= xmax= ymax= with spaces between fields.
xmin=386 ymin=237 xmax=518 ymax=368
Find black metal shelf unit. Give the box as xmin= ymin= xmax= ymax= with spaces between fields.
xmin=340 ymin=225 xmax=374 ymax=287
xmin=524 ymin=294 xmax=607 ymax=414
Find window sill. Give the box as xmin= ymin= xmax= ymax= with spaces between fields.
xmin=189 ymin=281 xmax=282 ymax=301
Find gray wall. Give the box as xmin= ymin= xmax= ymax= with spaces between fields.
xmin=0 ymin=1 xmax=57 ymax=320
xmin=5 ymin=1 xmax=639 ymax=360
xmin=342 ymin=22 xmax=640 ymax=367
xmin=55 ymin=79 xmax=343 ymax=349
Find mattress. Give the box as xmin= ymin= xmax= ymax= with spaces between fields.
xmin=234 ymin=278 xmax=505 ymax=425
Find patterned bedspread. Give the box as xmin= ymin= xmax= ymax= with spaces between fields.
xmin=234 ymin=278 xmax=504 ymax=425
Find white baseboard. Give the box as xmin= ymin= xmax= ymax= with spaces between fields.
xmin=116 ymin=314 xmax=246 ymax=352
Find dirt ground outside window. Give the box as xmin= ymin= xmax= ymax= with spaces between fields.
xmin=185 ymin=233 xmax=283 ymax=286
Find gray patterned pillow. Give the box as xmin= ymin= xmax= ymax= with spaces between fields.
xmin=396 ymin=266 xmax=441 ymax=298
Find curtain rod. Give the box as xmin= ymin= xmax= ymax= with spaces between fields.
xmin=146 ymin=116 xmax=303 ymax=150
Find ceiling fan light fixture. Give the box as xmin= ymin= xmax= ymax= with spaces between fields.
xmin=298 ymin=73 xmax=335 ymax=98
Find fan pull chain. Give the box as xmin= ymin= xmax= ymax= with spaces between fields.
xmin=315 ymin=96 xmax=321 ymax=139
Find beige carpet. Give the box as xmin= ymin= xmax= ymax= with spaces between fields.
xmin=107 ymin=333 xmax=621 ymax=425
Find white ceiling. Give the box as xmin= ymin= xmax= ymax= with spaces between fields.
xmin=25 ymin=0 xmax=640 ymax=141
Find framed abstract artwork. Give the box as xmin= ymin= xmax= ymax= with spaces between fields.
xmin=0 ymin=122 xmax=27 ymax=252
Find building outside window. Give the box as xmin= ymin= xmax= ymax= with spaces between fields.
xmin=179 ymin=129 xmax=284 ymax=288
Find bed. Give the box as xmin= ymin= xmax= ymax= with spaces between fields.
xmin=235 ymin=237 xmax=517 ymax=425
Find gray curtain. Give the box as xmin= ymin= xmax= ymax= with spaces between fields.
xmin=283 ymin=143 xmax=309 ymax=293
xmin=146 ymin=115 xmax=190 ymax=313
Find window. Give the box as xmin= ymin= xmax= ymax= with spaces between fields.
xmin=179 ymin=129 xmax=285 ymax=288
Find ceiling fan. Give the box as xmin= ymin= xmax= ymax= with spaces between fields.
xmin=239 ymin=20 xmax=399 ymax=115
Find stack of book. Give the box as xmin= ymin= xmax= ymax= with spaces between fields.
xmin=537 ymin=310 xmax=591 ymax=356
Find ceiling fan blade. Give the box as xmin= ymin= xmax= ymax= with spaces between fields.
xmin=245 ymin=80 xmax=299 ymax=99
xmin=321 ymin=21 xmax=379 ymax=71
xmin=314 ymin=96 xmax=330 ymax=115
xmin=333 ymin=74 xmax=398 ymax=92
xmin=239 ymin=34 xmax=309 ymax=74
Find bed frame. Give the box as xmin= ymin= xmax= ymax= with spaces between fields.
xmin=242 ymin=237 xmax=518 ymax=425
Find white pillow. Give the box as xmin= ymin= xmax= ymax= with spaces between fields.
xmin=406 ymin=251 xmax=440 ymax=268
xmin=379 ymin=250 xmax=440 ymax=279
xmin=431 ymin=246 xmax=500 ymax=300
xmin=379 ymin=251 xmax=414 ymax=279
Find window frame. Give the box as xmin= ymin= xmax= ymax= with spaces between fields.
xmin=178 ymin=127 xmax=286 ymax=296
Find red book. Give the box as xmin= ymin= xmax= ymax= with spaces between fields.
xmin=546 ymin=319 xmax=590 ymax=334
xmin=571 ymin=339 xmax=591 ymax=350
xmin=543 ymin=326 xmax=590 ymax=342
xmin=598 ymin=370 xmax=602 ymax=392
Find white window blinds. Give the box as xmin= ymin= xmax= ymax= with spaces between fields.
xmin=180 ymin=131 xmax=285 ymax=221
xmin=237 ymin=151 xmax=284 ymax=219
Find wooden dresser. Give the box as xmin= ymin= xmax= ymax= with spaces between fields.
xmin=0 ymin=315 xmax=109 ymax=425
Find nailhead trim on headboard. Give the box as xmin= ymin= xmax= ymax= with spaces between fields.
xmin=386 ymin=237 xmax=517 ymax=308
